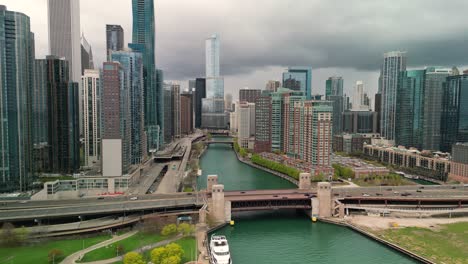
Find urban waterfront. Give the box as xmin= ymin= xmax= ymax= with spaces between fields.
xmin=198 ymin=141 xmax=418 ymax=263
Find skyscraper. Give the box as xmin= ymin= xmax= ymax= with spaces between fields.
xmin=265 ymin=80 xmax=281 ymax=92
xmin=282 ymin=67 xmax=312 ymax=100
xmin=37 ymin=56 xmax=80 ymax=174
xmin=80 ymin=34 xmax=94 ymax=74
xmin=325 ymin=76 xmax=343 ymax=98
xmin=112 ymin=50 xmax=146 ymax=165
xmin=422 ymin=68 xmax=452 ymax=150
xmin=380 ymin=51 xmax=407 ymax=140
xmin=106 ymin=24 xmax=124 ymax=60
xmin=194 ymin=78 xmax=206 ymax=128
xmin=33 ymin=60 xmax=49 ymax=146
xmin=180 ymin=92 xmax=193 ymax=135
xmin=102 ymin=62 xmax=131 ymax=176
xmin=82 ymin=69 xmax=101 ymax=167
xmin=202 ymin=34 xmax=226 ymax=128
xmin=0 ymin=6 xmax=35 ymax=192
xmin=254 ymin=92 xmax=272 ymax=153
xmin=48 ymin=0 xmax=82 ymax=132
xmin=225 ymin=93 xmax=233 ymax=111
xmin=239 ymin=88 xmax=262 ymax=103
xmin=441 ymin=74 xmax=468 ymax=152
xmin=171 ymin=83 xmax=181 ymax=139
xmin=131 ymin=0 xmax=163 ymax=151
xmin=163 ymin=83 xmax=173 ymax=143
xmin=238 ymin=102 xmax=256 ymax=149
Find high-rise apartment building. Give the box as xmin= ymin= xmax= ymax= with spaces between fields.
xmin=254 ymin=92 xmax=272 ymax=153
xmin=80 ymin=34 xmax=94 ymax=74
xmin=396 ymin=69 xmax=426 ymax=149
xmin=282 ymin=67 xmax=312 ymax=99
xmin=441 ymin=74 xmax=468 ymax=152
xmin=82 ymin=69 xmax=101 ymax=167
xmin=102 ymin=62 xmax=131 ymax=176
xmin=163 ymin=83 xmax=173 ymax=143
xmin=172 ymin=83 xmax=181 ymax=139
xmin=352 ymin=81 xmax=370 ymax=111
xmin=283 ymin=92 xmax=306 ymax=157
xmin=48 ymin=0 xmax=82 ymax=132
xmin=374 ymin=93 xmax=382 ymax=134
xmin=380 ymin=51 xmax=406 ymax=140
xmin=239 ymin=88 xmax=262 ymax=103
xmin=111 ymin=50 xmax=146 ymax=165
xmin=202 ymin=34 xmax=226 ymax=128
xmin=265 ymin=80 xmax=281 ymax=92
xmin=37 ymin=56 xmax=80 ymax=174
xmin=132 ymin=0 xmax=163 ymax=151
xmin=225 ymin=93 xmax=233 ymax=111
xmin=181 ymin=92 xmax=193 ymax=135
xmin=194 ymin=78 xmax=206 ymax=128
xmin=106 ymin=24 xmax=124 ymax=60
xmin=449 ymin=143 xmax=468 ymax=183
xmin=238 ymin=102 xmax=256 ymax=149
xmin=33 ymin=60 xmax=49 ymax=146
xmin=0 ymin=6 xmax=35 ymax=192
xmin=422 ymin=68 xmax=452 ymax=150
xmin=325 ymin=76 xmax=343 ymax=98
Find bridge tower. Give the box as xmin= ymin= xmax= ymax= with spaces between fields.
xmin=212 ymin=184 xmax=226 ymax=223
xmin=317 ymin=182 xmax=332 ymax=218
xmin=299 ymin=173 xmax=311 ymax=189
xmin=207 ymin=175 xmax=218 ymax=193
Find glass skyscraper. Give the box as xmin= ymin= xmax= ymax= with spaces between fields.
xmin=0 ymin=6 xmax=35 ymax=192
xmin=380 ymin=51 xmax=407 ymax=140
xmin=325 ymin=76 xmax=343 ymax=98
xmin=282 ymin=67 xmax=312 ymax=100
xmin=132 ymin=0 xmax=163 ymax=151
xmin=106 ymin=24 xmax=124 ymax=60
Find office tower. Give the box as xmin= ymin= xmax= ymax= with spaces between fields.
xmin=289 ymin=100 xmax=333 ymax=166
xmin=202 ymin=34 xmax=226 ymax=128
xmin=34 ymin=60 xmax=49 ymax=146
xmin=325 ymin=76 xmax=343 ymax=98
xmin=194 ymin=78 xmax=206 ymax=128
xmin=283 ymin=92 xmax=306 ymax=157
xmin=80 ymin=34 xmax=94 ymax=74
xmin=265 ymin=80 xmax=281 ymax=92
xmin=449 ymin=143 xmax=468 ymax=183
xmin=239 ymin=88 xmax=261 ymax=103
xmin=352 ymin=81 xmax=370 ymax=111
xmin=254 ymin=92 xmax=272 ymax=153
xmin=0 ymin=6 xmax=35 ymax=192
xmin=441 ymin=74 xmax=468 ymax=152
xmin=82 ymin=70 xmax=101 ymax=167
xmin=396 ymin=69 xmax=426 ymax=148
xmin=171 ymin=83 xmax=181 ymax=138
xmin=328 ymin=95 xmax=344 ymax=135
xmin=238 ymin=102 xmax=256 ymax=149
xmin=188 ymin=79 xmax=196 ymax=91
xmin=380 ymin=51 xmax=407 ymax=140
xmin=342 ymin=110 xmax=379 ymax=134
xmin=374 ymin=93 xmax=382 ymax=134
xmin=225 ymin=93 xmax=233 ymax=111
xmin=112 ymin=50 xmax=145 ymax=165
xmin=132 ymin=0 xmax=162 ymax=151
xmin=181 ymin=92 xmax=193 ymax=135
xmin=422 ymin=68 xmax=452 ymax=150
xmin=36 ymin=56 xmax=80 ymax=174
xmin=106 ymin=24 xmax=124 ymax=60
xmin=102 ymin=62 xmax=131 ymax=176
xmin=282 ymin=67 xmax=312 ymax=99
xmin=163 ymin=83 xmax=173 ymax=143
xmin=48 ymin=0 xmax=82 ymax=132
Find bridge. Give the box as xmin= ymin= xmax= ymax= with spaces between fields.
xmin=206 ymin=130 xmax=230 ymax=136
xmin=206 ymin=140 xmax=234 ymax=146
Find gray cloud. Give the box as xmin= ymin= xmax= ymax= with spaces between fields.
xmin=4 ymin=0 xmax=468 ymax=99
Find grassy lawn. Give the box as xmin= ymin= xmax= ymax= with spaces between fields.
xmin=78 ymin=232 xmax=166 ymax=262
xmin=0 ymin=234 xmax=111 ymax=264
xmin=378 ymin=222 xmax=468 ymax=264
xmin=353 ymin=174 xmax=415 ymax=187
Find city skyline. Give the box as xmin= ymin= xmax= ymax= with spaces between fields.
xmin=5 ymin=0 xmax=468 ymax=99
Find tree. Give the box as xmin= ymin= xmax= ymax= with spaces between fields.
xmin=189 ymin=160 xmax=199 ymax=172
xmin=123 ymin=252 xmax=145 ymax=264
xmin=116 ymin=244 xmax=125 ymax=256
xmin=177 ymin=223 xmax=195 ymax=236
xmin=0 ymin=222 xmax=20 ymax=246
xmin=165 ymin=243 xmax=184 ymax=259
xmin=161 ymin=224 xmax=178 ymax=236
xmin=161 ymin=255 xmax=181 ymax=264
xmin=48 ymin=249 xmax=63 ymax=263
xmin=151 ymin=247 xmax=168 ymax=264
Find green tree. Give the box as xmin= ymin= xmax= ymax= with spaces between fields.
xmin=206 ymin=133 xmax=212 ymax=140
xmin=0 ymin=222 xmax=20 ymax=246
xmin=161 ymin=224 xmax=178 ymax=236
xmin=48 ymin=249 xmax=63 ymax=263
xmin=177 ymin=223 xmax=195 ymax=236
xmin=151 ymin=247 xmax=168 ymax=264
xmin=161 ymin=255 xmax=181 ymax=264
xmin=165 ymin=243 xmax=184 ymax=259
xmin=123 ymin=252 xmax=145 ymax=264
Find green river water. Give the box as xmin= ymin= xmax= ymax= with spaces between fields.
xmin=197 ymin=141 xmax=419 ymax=264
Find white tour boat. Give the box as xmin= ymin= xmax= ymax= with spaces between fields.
xmin=209 ymin=234 xmax=232 ymax=264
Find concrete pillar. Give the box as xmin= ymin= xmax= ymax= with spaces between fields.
xmin=224 ymin=201 xmax=232 ymax=222
xmin=317 ymin=182 xmax=332 ymax=218
xmin=211 ymin=184 xmax=226 ymax=223
xmin=207 ymin=175 xmax=218 ymax=193
xmin=198 ymin=208 xmax=207 ymax=224
xmin=311 ymin=197 xmax=319 ymax=218
xmin=339 ymin=203 xmax=345 ymax=218
xmin=299 ymin=173 xmax=311 ymax=190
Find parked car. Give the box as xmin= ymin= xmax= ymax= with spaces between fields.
xmin=130 ymin=197 xmax=138 ymax=200
xmin=362 ymin=193 xmax=371 ymax=197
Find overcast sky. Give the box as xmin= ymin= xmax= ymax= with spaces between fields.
xmin=4 ymin=0 xmax=468 ymax=101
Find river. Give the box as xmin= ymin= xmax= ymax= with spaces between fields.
xmin=198 ymin=140 xmax=419 ymax=263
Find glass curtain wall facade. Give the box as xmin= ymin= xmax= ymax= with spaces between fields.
xmin=0 ymin=6 xmax=35 ymax=192
xmin=282 ymin=67 xmax=312 ymax=99
xmin=325 ymin=76 xmax=343 ymax=98
xmin=106 ymin=24 xmax=124 ymax=60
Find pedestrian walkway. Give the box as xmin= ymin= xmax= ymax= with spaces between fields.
xmin=61 ymin=231 xmax=138 ymax=264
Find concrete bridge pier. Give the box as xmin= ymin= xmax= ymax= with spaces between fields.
xmin=317 ymin=182 xmax=332 ymax=218
xmin=299 ymin=173 xmax=311 ymax=190
xmin=207 ymin=175 xmax=218 ymax=193
xmin=212 ymin=184 xmax=227 ymax=223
